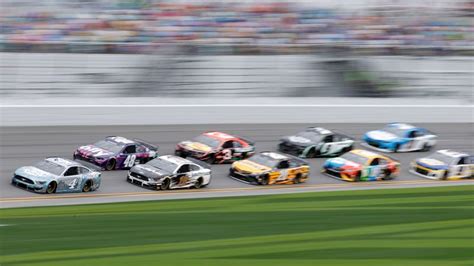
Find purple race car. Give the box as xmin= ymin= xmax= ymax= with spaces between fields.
xmin=73 ymin=136 xmax=158 ymax=170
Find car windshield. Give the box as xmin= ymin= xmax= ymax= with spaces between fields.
xmin=193 ymin=135 xmax=220 ymax=148
xmin=382 ymin=126 xmax=406 ymax=137
xmin=341 ymin=153 xmax=369 ymax=165
xmin=147 ymin=158 xmax=178 ymax=173
xmin=93 ymin=140 xmax=123 ymax=153
xmin=427 ymin=153 xmax=454 ymax=165
xmin=247 ymin=154 xmax=280 ymax=168
xmin=34 ymin=160 xmax=66 ymax=176
xmin=296 ymin=131 xmax=324 ymax=142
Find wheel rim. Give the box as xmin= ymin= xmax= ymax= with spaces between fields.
xmin=195 ymin=179 xmax=203 ymax=188
xmin=83 ymin=181 xmax=92 ymax=192
xmin=161 ymin=179 xmax=170 ymax=190
xmin=106 ymin=160 xmax=115 ymax=170
xmin=261 ymin=176 xmax=269 ymax=185
xmin=47 ymin=182 xmax=56 ymax=193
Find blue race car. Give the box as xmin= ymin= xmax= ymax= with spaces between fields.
xmin=12 ymin=157 xmax=101 ymax=194
xmin=362 ymin=123 xmax=437 ymax=153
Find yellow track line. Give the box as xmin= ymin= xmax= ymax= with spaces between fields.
xmin=1 ymin=179 xmax=473 ymax=203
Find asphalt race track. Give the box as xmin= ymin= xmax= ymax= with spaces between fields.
xmin=1 ymin=123 xmax=473 ymax=208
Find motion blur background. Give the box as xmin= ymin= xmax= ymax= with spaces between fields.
xmin=0 ymin=0 xmax=473 ymax=99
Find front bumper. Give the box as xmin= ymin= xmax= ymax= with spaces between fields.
xmin=175 ymin=148 xmax=209 ymax=161
xmin=409 ymin=164 xmax=444 ymax=180
xmin=74 ymin=152 xmax=107 ymax=169
xmin=321 ymin=167 xmax=356 ymax=182
xmin=127 ymin=172 xmax=160 ymax=189
xmin=278 ymin=142 xmax=305 ymax=157
xmin=11 ymin=177 xmax=47 ymax=193
xmin=360 ymin=141 xmax=394 ymax=153
xmin=229 ymin=168 xmax=260 ymax=185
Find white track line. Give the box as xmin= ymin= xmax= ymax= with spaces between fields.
xmin=1 ymin=104 xmax=473 ymax=108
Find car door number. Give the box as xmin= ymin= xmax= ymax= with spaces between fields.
xmin=123 ymin=155 xmax=137 ymax=167
xmin=222 ymin=149 xmax=232 ymax=160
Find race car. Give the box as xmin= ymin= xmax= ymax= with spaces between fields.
xmin=74 ymin=136 xmax=158 ymax=170
xmin=11 ymin=157 xmax=101 ymax=194
xmin=410 ymin=150 xmax=473 ymax=180
xmin=362 ymin=123 xmax=437 ymax=152
xmin=127 ymin=155 xmax=211 ymax=190
xmin=278 ymin=127 xmax=354 ymax=158
xmin=322 ymin=149 xmax=400 ymax=182
xmin=175 ymin=131 xmax=255 ymax=164
xmin=229 ymin=151 xmax=310 ymax=185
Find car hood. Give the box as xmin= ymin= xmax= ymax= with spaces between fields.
xmin=179 ymin=141 xmax=213 ymax=153
xmin=131 ymin=164 xmax=171 ymax=179
xmin=416 ymin=158 xmax=448 ymax=170
xmin=76 ymin=145 xmax=115 ymax=158
xmin=282 ymin=136 xmax=314 ymax=146
xmin=232 ymin=160 xmax=272 ymax=174
xmin=325 ymin=157 xmax=362 ymax=170
xmin=365 ymin=130 xmax=399 ymax=142
xmin=15 ymin=166 xmax=56 ymax=182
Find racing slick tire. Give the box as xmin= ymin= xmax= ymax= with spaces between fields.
xmin=340 ymin=145 xmax=353 ymax=155
xmin=105 ymin=159 xmax=116 ymax=171
xmin=259 ymin=174 xmax=269 ymax=185
xmin=353 ymin=172 xmax=362 ymax=182
xmin=306 ymin=148 xmax=317 ymax=158
xmin=441 ymin=170 xmax=449 ymax=180
xmin=46 ymin=181 xmax=57 ymax=194
xmin=293 ymin=173 xmax=302 ymax=184
xmin=393 ymin=144 xmax=400 ymax=153
xmin=421 ymin=143 xmax=432 ymax=152
xmin=160 ymin=178 xmax=171 ymax=190
xmin=82 ymin=180 xmax=93 ymax=192
xmin=381 ymin=170 xmax=393 ymax=180
xmin=194 ymin=178 xmax=204 ymax=189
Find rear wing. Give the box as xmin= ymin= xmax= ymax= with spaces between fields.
xmin=134 ymin=139 xmax=159 ymax=151
xmin=186 ymin=157 xmax=212 ymax=170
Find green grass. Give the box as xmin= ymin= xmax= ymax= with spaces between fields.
xmin=1 ymin=185 xmax=473 ymax=266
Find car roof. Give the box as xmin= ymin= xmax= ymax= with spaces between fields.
xmin=105 ymin=136 xmax=135 ymax=145
xmin=203 ymin=131 xmax=236 ymax=140
xmin=387 ymin=123 xmax=416 ymax=130
xmin=306 ymin=127 xmax=332 ymax=135
xmin=159 ymin=155 xmax=193 ymax=166
xmin=45 ymin=157 xmax=81 ymax=167
xmin=437 ymin=150 xmax=469 ymax=158
xmin=260 ymin=152 xmax=289 ymax=161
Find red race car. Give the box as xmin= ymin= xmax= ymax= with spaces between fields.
xmin=175 ymin=131 xmax=255 ymax=164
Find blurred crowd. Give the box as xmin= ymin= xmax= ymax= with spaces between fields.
xmin=1 ymin=1 xmax=473 ymax=54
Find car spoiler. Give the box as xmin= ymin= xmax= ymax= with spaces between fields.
xmin=186 ymin=157 xmax=212 ymax=170
xmin=133 ymin=139 xmax=159 ymax=151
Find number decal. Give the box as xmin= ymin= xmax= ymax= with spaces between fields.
xmin=67 ymin=178 xmax=79 ymax=189
xmin=123 ymin=155 xmax=137 ymax=167
xmin=222 ymin=149 xmax=232 ymax=161
xmin=277 ymin=170 xmax=288 ymax=181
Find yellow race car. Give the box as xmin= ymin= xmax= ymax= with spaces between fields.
xmin=229 ymin=152 xmax=310 ymax=185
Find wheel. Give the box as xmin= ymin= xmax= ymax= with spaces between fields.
xmin=441 ymin=170 xmax=449 ymax=180
xmin=421 ymin=143 xmax=431 ymax=152
xmin=205 ymin=155 xmax=215 ymax=164
xmin=353 ymin=171 xmax=361 ymax=182
xmin=194 ymin=178 xmax=203 ymax=189
xmin=259 ymin=175 xmax=269 ymax=185
xmin=381 ymin=170 xmax=392 ymax=180
xmin=341 ymin=145 xmax=353 ymax=155
xmin=293 ymin=174 xmax=302 ymax=184
xmin=160 ymin=178 xmax=171 ymax=190
xmin=82 ymin=180 xmax=93 ymax=192
xmin=105 ymin=159 xmax=116 ymax=171
xmin=46 ymin=181 xmax=57 ymax=194
xmin=306 ymin=148 xmax=317 ymax=158
xmin=393 ymin=144 xmax=400 ymax=153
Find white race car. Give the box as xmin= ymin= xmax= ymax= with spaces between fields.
xmin=362 ymin=123 xmax=437 ymax=153
xmin=127 ymin=155 xmax=211 ymax=190
xmin=410 ymin=150 xmax=473 ymax=180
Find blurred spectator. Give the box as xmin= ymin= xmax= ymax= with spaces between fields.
xmin=0 ymin=0 xmax=472 ymax=54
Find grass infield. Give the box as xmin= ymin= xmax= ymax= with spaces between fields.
xmin=1 ymin=185 xmax=473 ymax=266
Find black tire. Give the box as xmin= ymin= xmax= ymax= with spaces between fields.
xmin=393 ymin=144 xmax=400 ymax=153
xmin=421 ymin=144 xmax=431 ymax=152
xmin=46 ymin=181 xmax=57 ymax=194
xmin=194 ymin=178 xmax=204 ymax=189
xmin=105 ymin=159 xmax=116 ymax=171
xmin=306 ymin=148 xmax=317 ymax=158
xmin=160 ymin=178 xmax=171 ymax=190
xmin=342 ymin=145 xmax=353 ymax=154
xmin=205 ymin=155 xmax=215 ymax=164
xmin=82 ymin=180 xmax=93 ymax=192
xmin=259 ymin=174 xmax=269 ymax=185
xmin=353 ymin=171 xmax=361 ymax=182
xmin=293 ymin=173 xmax=302 ymax=184
xmin=381 ymin=170 xmax=392 ymax=180
xmin=442 ymin=170 xmax=449 ymax=180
